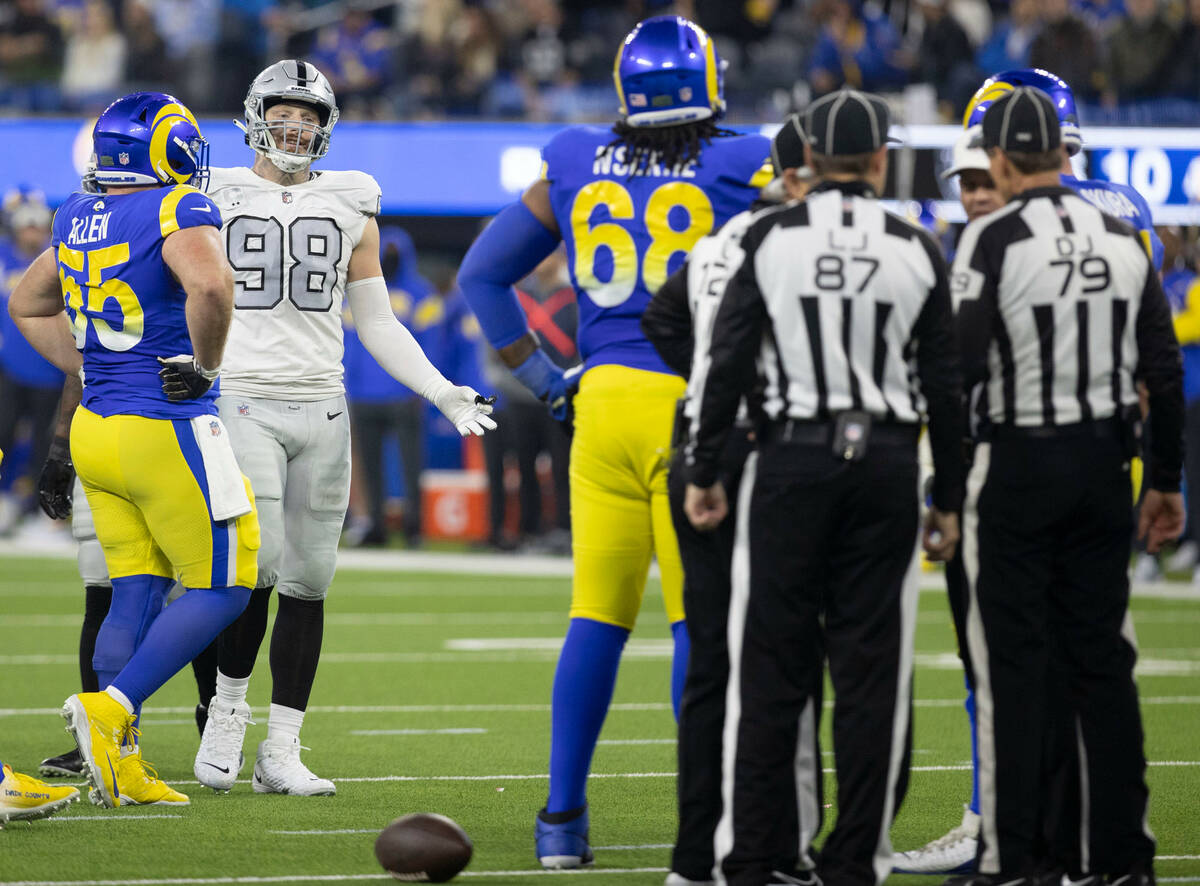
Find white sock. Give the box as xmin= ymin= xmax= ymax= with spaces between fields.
xmin=266 ymin=703 xmax=304 ymax=744
xmin=105 ymin=686 xmax=134 ymax=715
xmin=215 ymin=670 xmax=250 ymax=710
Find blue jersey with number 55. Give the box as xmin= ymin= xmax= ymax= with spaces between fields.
xmin=542 ymin=126 xmax=772 ymax=374
xmin=52 ymin=185 xmax=223 ymax=419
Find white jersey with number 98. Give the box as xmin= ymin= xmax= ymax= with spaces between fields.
xmin=206 ymin=166 xmax=381 ymax=400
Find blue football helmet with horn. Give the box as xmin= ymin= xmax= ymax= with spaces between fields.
xmin=614 ymin=15 xmax=725 ymax=128
xmin=89 ymin=92 xmax=209 ymax=191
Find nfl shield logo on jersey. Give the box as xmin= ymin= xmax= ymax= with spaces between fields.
xmin=118 ymin=152 xmax=130 ymax=166
xmin=237 ymin=403 xmax=250 ymax=416
xmin=281 ymin=191 xmax=293 ymax=204
xmin=209 ymin=420 xmax=221 ymax=437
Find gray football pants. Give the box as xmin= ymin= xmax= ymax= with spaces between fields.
xmin=217 ymin=394 xmax=351 ymax=600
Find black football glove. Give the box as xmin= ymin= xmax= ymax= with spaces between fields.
xmin=38 ymin=435 xmax=75 ymax=520
xmin=157 ymin=355 xmax=220 ymax=402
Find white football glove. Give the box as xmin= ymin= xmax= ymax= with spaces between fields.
xmin=427 ymin=380 xmax=498 ymax=437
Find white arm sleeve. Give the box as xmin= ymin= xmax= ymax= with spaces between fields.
xmin=345 ymin=276 xmax=451 ymax=402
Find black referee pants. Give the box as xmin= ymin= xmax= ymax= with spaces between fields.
xmin=667 ymin=428 xmax=817 ymax=882
xmin=721 ymin=427 xmax=919 ymax=886
xmin=964 ymin=430 xmax=1154 ymax=877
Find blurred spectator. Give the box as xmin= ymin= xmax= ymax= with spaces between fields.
xmin=344 ymin=227 xmax=436 ymax=548
xmin=0 ymin=189 xmax=62 ymax=534
xmin=1029 ymin=0 xmax=1103 ymax=100
xmin=404 ymin=1 xmax=504 ymax=117
xmin=60 ymin=0 xmax=126 ymax=111
xmin=1168 ymin=0 xmax=1200 ymax=99
xmin=1162 ymin=229 xmax=1200 ymax=578
xmin=0 ymin=0 xmax=63 ymax=111
xmin=123 ymin=0 xmax=170 ymax=90
xmin=1104 ymin=0 xmax=1178 ymax=105
xmin=213 ymin=0 xmax=277 ymax=112
xmin=150 ymin=0 xmax=221 ymax=111
xmin=975 ymin=0 xmax=1038 ymax=76
xmin=913 ymin=0 xmax=977 ymax=117
xmin=311 ymin=9 xmax=392 ymax=118
xmin=808 ymin=0 xmax=909 ymax=96
xmin=482 ymin=249 xmax=575 ymax=553
xmin=1077 ymin=0 xmax=1128 ymax=36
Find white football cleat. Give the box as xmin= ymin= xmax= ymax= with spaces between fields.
xmin=892 ymin=805 xmax=979 ymax=874
xmin=194 ymin=700 xmax=251 ymax=791
xmin=252 ymin=736 xmax=335 ymax=796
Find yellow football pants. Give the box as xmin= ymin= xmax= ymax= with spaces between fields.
xmin=569 ymin=364 xmax=686 ymax=629
xmin=70 ymin=407 xmax=259 ymax=589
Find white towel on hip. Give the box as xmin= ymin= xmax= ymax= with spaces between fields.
xmin=188 ymin=415 xmax=252 ymax=521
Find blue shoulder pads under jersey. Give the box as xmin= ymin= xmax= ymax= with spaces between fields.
xmin=458 ymin=200 xmax=561 ymax=350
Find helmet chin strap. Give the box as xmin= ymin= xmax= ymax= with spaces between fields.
xmin=264 ymin=148 xmax=311 ymax=175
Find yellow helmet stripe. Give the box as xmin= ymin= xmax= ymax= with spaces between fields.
xmin=151 ymin=101 xmax=200 ymax=131
xmin=703 ymin=32 xmax=719 ymax=112
xmin=612 ymin=42 xmax=628 ymax=117
xmin=159 ymin=185 xmax=197 ymax=238
xmin=962 ymin=81 xmax=1014 ymax=128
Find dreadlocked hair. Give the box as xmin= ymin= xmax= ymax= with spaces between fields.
xmin=609 ymin=118 xmax=738 ymax=176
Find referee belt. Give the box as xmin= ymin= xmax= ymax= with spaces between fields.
xmin=761 ymin=417 xmax=920 ymax=446
xmin=984 ymin=416 xmax=1124 ymax=441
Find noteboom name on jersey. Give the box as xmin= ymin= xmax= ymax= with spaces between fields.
xmin=591 ymin=144 xmax=699 ymax=179
xmin=1075 ymin=186 xmax=1139 ymax=219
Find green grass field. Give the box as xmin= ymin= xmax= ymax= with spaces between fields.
xmin=1 ymin=553 xmax=1197 ymax=886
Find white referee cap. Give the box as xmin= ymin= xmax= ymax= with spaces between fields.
xmin=941 ymin=128 xmax=991 ymax=180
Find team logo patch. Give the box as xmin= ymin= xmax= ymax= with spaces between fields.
xmin=92 ymin=200 xmax=105 ymax=211
xmin=629 ymin=93 xmax=647 ymax=107
xmin=118 ymin=152 xmax=130 ymax=166
xmin=679 ymin=87 xmax=693 ymax=101
xmin=237 ymin=403 xmax=250 ymax=416
xmin=209 ymin=420 xmax=221 ymax=437
xmin=281 ymin=191 xmax=293 ymax=204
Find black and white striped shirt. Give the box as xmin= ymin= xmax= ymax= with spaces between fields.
xmin=685 ymin=180 xmax=964 ymax=510
xmin=952 ymin=185 xmax=1183 ymax=488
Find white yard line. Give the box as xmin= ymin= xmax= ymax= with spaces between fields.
xmin=597 ymin=739 xmax=674 ymax=745
xmin=348 ymin=728 xmax=488 ymax=736
xmin=45 ymin=814 xmax=183 ymax=822
xmin=5 ymin=697 xmax=1199 ymax=719
xmin=267 ymin=829 xmax=379 ymax=836
xmin=0 ymin=868 xmax=674 ymax=885
xmin=7 ymin=649 xmax=1199 ymax=674
xmin=3 ymin=540 xmax=1199 ymax=600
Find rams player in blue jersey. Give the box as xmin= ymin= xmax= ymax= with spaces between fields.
xmin=964 ymin=69 xmax=1163 ymax=271
xmin=457 ymin=15 xmax=772 ymax=870
xmin=8 ymin=92 xmax=258 ymax=809
xmin=894 ymin=68 xmax=1165 ymax=877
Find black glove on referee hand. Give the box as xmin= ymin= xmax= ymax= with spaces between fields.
xmin=38 ymin=435 xmax=75 ymax=520
xmin=158 ymin=355 xmax=220 ymax=402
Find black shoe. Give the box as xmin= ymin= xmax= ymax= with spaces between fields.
xmin=39 ymin=747 xmax=84 ymax=777
xmin=196 ymin=703 xmax=208 ymax=737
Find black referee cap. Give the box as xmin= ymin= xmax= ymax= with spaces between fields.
xmin=981 ymin=86 xmax=1062 ymax=153
xmin=802 ymin=89 xmax=898 ymax=156
xmin=771 ymin=114 xmax=807 ymax=172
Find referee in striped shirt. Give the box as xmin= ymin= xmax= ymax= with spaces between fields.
xmin=951 ymin=86 xmax=1183 ymax=886
xmin=684 ymin=88 xmax=965 ymax=886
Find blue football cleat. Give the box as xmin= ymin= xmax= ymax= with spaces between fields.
xmin=536 ymin=804 xmax=594 ymax=869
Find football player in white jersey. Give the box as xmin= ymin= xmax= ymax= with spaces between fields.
xmin=194 ymin=60 xmax=495 ymax=796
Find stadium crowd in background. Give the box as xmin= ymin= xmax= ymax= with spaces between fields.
xmin=5 ymin=0 xmax=1200 ymax=123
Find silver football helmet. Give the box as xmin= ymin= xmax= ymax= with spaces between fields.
xmin=238 ymin=59 xmax=339 ymax=174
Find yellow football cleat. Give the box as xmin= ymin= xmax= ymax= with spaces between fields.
xmin=112 ymin=751 xmax=189 ymax=806
xmin=61 ymin=691 xmax=134 ymax=809
xmin=0 ymin=763 xmax=80 ymax=822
